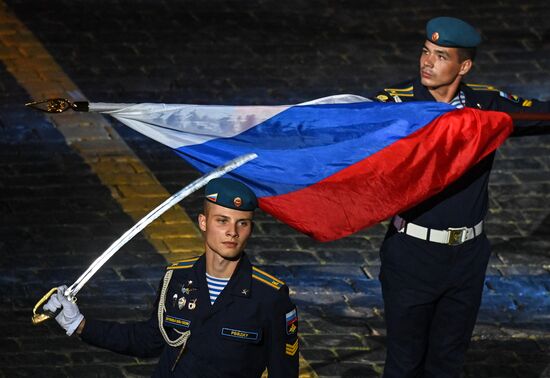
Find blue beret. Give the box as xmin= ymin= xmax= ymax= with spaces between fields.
xmin=426 ymin=17 xmax=481 ymax=48
xmin=204 ymin=178 xmax=257 ymax=211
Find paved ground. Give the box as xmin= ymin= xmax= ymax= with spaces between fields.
xmin=1 ymin=1 xmax=550 ymax=377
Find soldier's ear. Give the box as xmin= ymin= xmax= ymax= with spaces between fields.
xmin=198 ymin=213 xmax=207 ymax=232
xmin=459 ymin=59 xmax=473 ymax=76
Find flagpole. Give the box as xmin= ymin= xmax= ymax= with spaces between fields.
xmin=508 ymin=112 xmax=550 ymax=121
xmin=25 ymin=98 xmax=550 ymax=122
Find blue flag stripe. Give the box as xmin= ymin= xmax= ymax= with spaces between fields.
xmin=176 ymin=101 xmax=455 ymax=197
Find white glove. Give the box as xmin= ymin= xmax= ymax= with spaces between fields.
xmin=43 ymin=285 xmax=84 ymax=336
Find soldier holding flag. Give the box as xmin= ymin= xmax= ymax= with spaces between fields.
xmin=373 ymin=17 xmax=550 ymax=377
xmin=28 ymin=14 xmax=550 ymax=378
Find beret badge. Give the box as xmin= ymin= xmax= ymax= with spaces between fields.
xmin=233 ymin=197 xmax=242 ymax=207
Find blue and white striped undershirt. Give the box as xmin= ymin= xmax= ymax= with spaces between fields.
xmin=206 ymin=273 xmax=230 ymax=304
xmin=449 ymin=90 xmax=466 ymax=109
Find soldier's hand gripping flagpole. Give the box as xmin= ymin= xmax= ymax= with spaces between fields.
xmin=32 ymin=153 xmax=258 ymax=325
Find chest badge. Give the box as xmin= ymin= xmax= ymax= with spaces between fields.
xmin=182 ymin=280 xmax=197 ymax=295
xmin=178 ymin=296 xmax=187 ymax=310
xmin=241 ymin=289 xmax=249 ymax=295
xmin=188 ymin=298 xmax=197 ymax=310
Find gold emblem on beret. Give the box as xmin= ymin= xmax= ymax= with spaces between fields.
xmin=431 ymin=32 xmax=439 ymax=42
xmin=233 ymin=197 xmax=242 ymax=207
xmin=376 ymin=94 xmax=389 ymax=102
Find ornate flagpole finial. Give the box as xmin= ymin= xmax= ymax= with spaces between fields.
xmin=25 ymin=98 xmax=89 ymax=113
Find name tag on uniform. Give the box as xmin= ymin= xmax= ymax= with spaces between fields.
xmin=164 ymin=315 xmax=191 ymax=329
xmin=220 ymin=327 xmax=261 ymax=343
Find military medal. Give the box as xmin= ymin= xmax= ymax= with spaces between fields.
xmin=172 ymin=293 xmax=178 ymax=308
xmin=188 ymin=299 xmax=197 ymax=310
xmin=182 ymin=280 xmax=197 ymax=295
xmin=178 ymin=296 xmax=186 ymax=310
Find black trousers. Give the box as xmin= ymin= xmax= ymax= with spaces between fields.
xmin=379 ymin=229 xmax=491 ymax=378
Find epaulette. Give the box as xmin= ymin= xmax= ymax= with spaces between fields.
xmin=167 ymin=256 xmax=200 ymax=270
xmin=466 ymin=83 xmax=500 ymax=92
xmin=252 ymin=266 xmax=285 ymax=290
xmin=383 ymin=84 xmax=414 ymax=98
xmin=467 ymin=83 xmax=533 ymax=106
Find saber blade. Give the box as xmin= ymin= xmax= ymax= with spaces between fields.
xmin=32 ymin=153 xmax=257 ymax=324
xmin=65 ymin=153 xmax=257 ymax=299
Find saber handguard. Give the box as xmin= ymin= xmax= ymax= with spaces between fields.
xmin=25 ymin=98 xmax=89 ymax=113
xmin=32 ymin=287 xmax=59 ymax=325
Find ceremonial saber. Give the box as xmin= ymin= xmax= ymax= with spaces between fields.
xmin=32 ymin=153 xmax=258 ymax=325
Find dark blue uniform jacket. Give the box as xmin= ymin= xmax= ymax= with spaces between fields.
xmin=80 ymin=253 xmax=299 ymax=377
xmin=373 ymin=78 xmax=550 ymax=228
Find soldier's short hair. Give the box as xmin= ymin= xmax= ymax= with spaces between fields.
xmin=457 ymin=47 xmax=477 ymax=62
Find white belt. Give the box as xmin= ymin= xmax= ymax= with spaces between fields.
xmin=393 ymin=215 xmax=483 ymax=245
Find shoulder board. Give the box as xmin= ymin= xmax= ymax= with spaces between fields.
xmin=384 ymin=85 xmax=414 ymax=97
xmin=467 ymin=83 xmax=531 ymax=105
xmin=167 ymin=256 xmax=200 ymax=270
xmin=466 ymin=83 xmax=500 ymax=92
xmin=252 ymin=266 xmax=285 ymax=290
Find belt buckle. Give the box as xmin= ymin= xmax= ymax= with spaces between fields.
xmin=447 ymin=227 xmax=467 ymax=245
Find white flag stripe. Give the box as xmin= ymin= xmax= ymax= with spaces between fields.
xmin=89 ymin=95 xmax=370 ymax=149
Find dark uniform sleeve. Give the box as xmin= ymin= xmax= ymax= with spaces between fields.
xmin=465 ymin=84 xmax=550 ymax=133
xmin=266 ymin=285 xmax=299 ymax=377
xmin=79 ymin=290 xmax=165 ymax=358
xmin=80 ymin=315 xmax=164 ymax=358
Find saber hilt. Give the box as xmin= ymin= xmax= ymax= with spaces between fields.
xmin=32 ymin=287 xmax=59 ymax=325
xmin=25 ymin=98 xmax=89 ymax=113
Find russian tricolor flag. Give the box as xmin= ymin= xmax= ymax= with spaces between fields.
xmin=90 ymin=95 xmax=513 ymax=241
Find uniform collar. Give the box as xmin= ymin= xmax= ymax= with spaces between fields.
xmin=191 ymin=253 xmax=207 ymax=284
xmin=459 ymin=82 xmax=482 ymax=108
xmin=229 ymin=253 xmax=252 ymax=298
xmin=190 ymin=254 xmax=210 ymax=311
xmin=191 ymin=252 xmax=253 ymax=299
